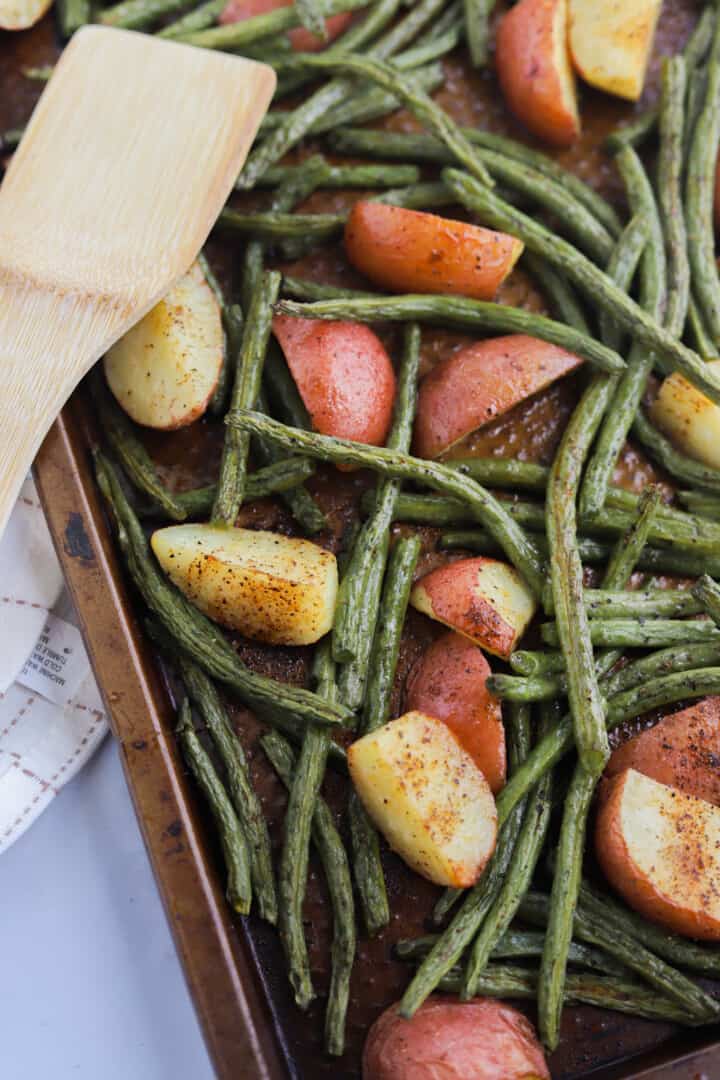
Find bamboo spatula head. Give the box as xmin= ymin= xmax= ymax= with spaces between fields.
xmin=0 ymin=25 xmax=275 ymax=537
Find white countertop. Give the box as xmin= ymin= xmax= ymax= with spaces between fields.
xmin=1 ymin=735 xmax=215 ymax=1080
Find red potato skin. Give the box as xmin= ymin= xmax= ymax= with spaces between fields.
xmin=496 ymin=0 xmax=580 ymax=149
xmin=413 ymin=559 xmax=519 ymax=659
xmin=344 ymin=201 xmax=524 ymax=300
xmin=405 ymin=631 xmax=506 ymax=793
xmin=414 ymin=334 xmax=584 ymax=459
xmin=602 ymin=697 xmax=720 ymax=807
xmin=220 ymin=0 xmax=353 ymax=51
xmin=272 ymin=314 xmax=396 ymax=446
xmin=596 ymin=770 xmax=720 ymax=942
xmin=363 ymin=997 xmax=550 ymax=1080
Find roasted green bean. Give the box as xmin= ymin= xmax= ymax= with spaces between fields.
xmin=180 ymin=658 xmax=276 ymax=923
xmin=227 ymin=411 xmax=546 ymax=597
xmin=329 ymin=127 xmax=622 ymax=236
xmin=686 ymin=8 xmax=720 ymax=343
xmin=92 ymin=374 xmax=187 ymax=522
xmin=213 ymin=270 xmax=280 ymax=525
xmin=692 ymin=574 xmax=720 ymax=626
xmin=658 ymin=56 xmax=690 ymax=337
xmin=539 ymin=765 xmax=597 ymax=1048
xmin=177 ymin=0 xmax=367 ymax=46
xmin=176 ymin=699 xmax=252 ymax=914
xmin=349 ymin=533 xmax=421 ymax=936
xmin=463 ymin=702 xmax=554 ymax=996
xmin=494 ymin=667 xmax=720 ymax=828
xmin=261 ymin=729 xmax=356 ymax=1055
xmin=546 ymin=372 xmax=614 ymax=772
xmin=101 ymin=0 xmax=194 ymax=30
xmin=598 ymin=213 xmax=650 ymax=351
xmin=256 ymin=161 xmax=421 ymax=189
xmin=157 ymin=0 xmax=224 ymax=36
xmin=56 ymin=0 xmax=90 ymax=35
xmin=278 ymin=644 xmax=336 ymax=1009
xmin=578 ymin=879 xmax=720 ymax=978
xmin=579 ymin=148 xmax=666 ymax=520
xmin=275 ymin=298 xmax=624 ymax=374
xmin=335 ymin=328 xmax=420 ymax=705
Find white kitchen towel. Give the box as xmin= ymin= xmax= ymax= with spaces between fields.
xmin=0 ymin=476 xmax=109 ymax=854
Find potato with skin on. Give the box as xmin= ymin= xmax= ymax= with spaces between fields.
xmin=151 ymin=524 xmax=338 ymax=645
xmin=348 ymin=711 xmax=498 ymax=888
xmin=496 ymin=0 xmax=580 ymax=149
xmin=405 ymin=631 xmax=506 ymax=793
xmin=410 ymin=558 xmax=537 ymax=660
xmin=413 ymin=335 xmax=584 ymax=459
xmin=104 ymin=261 xmax=224 ymax=430
xmin=272 ymin=314 xmax=396 ymax=447
xmin=0 ymin=0 xmax=51 ymax=29
xmin=569 ymin=0 xmax=662 ymax=103
xmin=602 ymin=698 xmax=720 ymax=808
xmin=220 ymin=0 xmax=353 ymax=52
xmin=597 ymin=768 xmax=720 ymax=941
xmin=363 ymin=997 xmax=550 ymax=1080
xmin=344 ymin=202 xmax=524 ymax=301
xmin=650 ymin=360 xmax=720 ymax=470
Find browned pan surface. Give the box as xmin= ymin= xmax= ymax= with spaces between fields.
xmin=13 ymin=1 xmax=720 ymax=1075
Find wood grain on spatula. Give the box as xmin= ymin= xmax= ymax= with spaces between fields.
xmin=0 ymin=25 xmax=275 ymax=537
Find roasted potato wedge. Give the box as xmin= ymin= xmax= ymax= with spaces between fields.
xmin=597 ymin=768 xmax=720 ymax=941
xmin=405 ymin=631 xmax=506 ymax=793
xmin=348 ymin=711 xmax=497 ymax=888
xmin=151 ymin=524 xmax=338 ymax=645
xmin=496 ymin=0 xmax=580 ymax=147
xmin=410 ymin=557 xmax=537 ymax=660
xmin=414 ymin=335 xmax=583 ymax=459
xmin=602 ymin=698 xmax=720 ymax=807
xmin=650 ymin=361 xmax=720 ymax=470
xmin=345 ymin=202 xmax=523 ymax=300
xmin=105 ymin=260 xmax=224 ymax=430
xmin=363 ymin=997 xmax=550 ymax=1080
xmin=568 ymin=0 xmax=662 ymax=102
xmin=0 ymin=0 xmax=52 ymax=29
xmin=272 ymin=314 xmax=396 ymax=446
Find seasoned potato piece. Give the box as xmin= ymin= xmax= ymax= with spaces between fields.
xmin=105 ymin=260 xmax=224 ymax=430
xmin=348 ymin=711 xmax=497 ymax=888
xmin=602 ymin=698 xmax=720 ymax=807
xmin=151 ymin=524 xmax=337 ymax=645
xmin=597 ymin=768 xmax=720 ymax=941
xmin=272 ymin=314 xmax=396 ymax=447
xmin=0 ymin=0 xmax=51 ymax=29
xmin=568 ymin=0 xmax=662 ymax=102
xmin=344 ymin=202 xmax=523 ymax=300
xmin=650 ymin=361 xmax=720 ymax=470
xmin=414 ymin=335 xmax=583 ymax=459
xmin=363 ymin=997 xmax=550 ymax=1080
xmin=496 ymin=0 xmax=580 ymax=148
xmin=405 ymin=632 xmax=506 ymax=793
xmin=410 ymin=558 xmax=537 ymax=660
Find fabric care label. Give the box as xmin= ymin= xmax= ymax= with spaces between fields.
xmin=18 ymin=613 xmax=89 ymax=705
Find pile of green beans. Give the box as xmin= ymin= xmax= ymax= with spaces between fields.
xmin=76 ymin=0 xmax=720 ymax=1059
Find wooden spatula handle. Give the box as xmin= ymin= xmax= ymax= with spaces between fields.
xmin=0 ymin=281 xmax=107 ymax=537
xmin=0 ymin=27 xmax=275 ymax=539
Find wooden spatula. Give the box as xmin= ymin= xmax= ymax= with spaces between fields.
xmin=0 ymin=25 xmax=275 ymax=538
